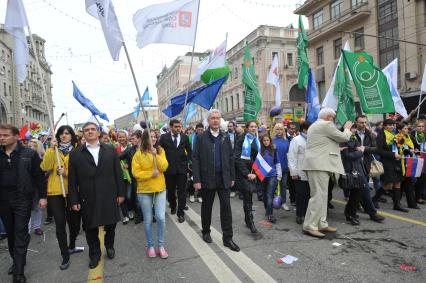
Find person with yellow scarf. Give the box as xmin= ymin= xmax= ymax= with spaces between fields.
xmin=375 ymin=119 xmax=409 ymax=212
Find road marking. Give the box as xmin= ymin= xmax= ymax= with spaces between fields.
xmin=167 ymin=212 xmax=241 ymax=283
xmin=332 ymin=199 xmax=426 ymax=228
xmin=87 ymin=226 xmax=105 ymax=282
xmin=185 ymin=207 xmax=278 ymax=283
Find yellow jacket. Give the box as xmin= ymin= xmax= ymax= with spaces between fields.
xmin=132 ymin=148 xmax=168 ymax=194
xmin=40 ymin=148 xmax=69 ymax=196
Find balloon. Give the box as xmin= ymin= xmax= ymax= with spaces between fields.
xmin=270 ymin=106 xmax=282 ymax=118
xmin=273 ymin=196 xmax=282 ymax=209
xmin=139 ymin=120 xmax=147 ymax=129
xmin=24 ymin=132 xmax=31 ymax=141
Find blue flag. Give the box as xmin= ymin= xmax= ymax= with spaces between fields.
xmin=306 ymin=69 xmax=320 ymax=123
xmin=133 ymin=86 xmax=151 ymax=119
xmin=162 ymin=76 xmax=227 ymax=118
xmin=72 ymin=81 xmax=109 ymax=122
xmin=184 ymin=103 xmax=197 ymax=127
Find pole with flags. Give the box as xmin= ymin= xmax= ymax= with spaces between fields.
xmin=5 ymin=0 xmax=66 ymax=197
xmin=419 ymin=62 xmax=426 ymax=119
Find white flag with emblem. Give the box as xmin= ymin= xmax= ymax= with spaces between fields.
xmin=133 ymin=0 xmax=200 ymax=49
xmin=267 ymin=54 xmax=281 ymax=107
xmin=86 ymin=0 xmax=124 ymax=61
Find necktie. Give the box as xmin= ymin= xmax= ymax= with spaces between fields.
xmin=173 ymin=134 xmax=178 ymax=148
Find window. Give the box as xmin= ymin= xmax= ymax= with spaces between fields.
xmin=334 ymin=38 xmax=342 ymax=60
xmin=287 ymin=53 xmax=293 ymax=66
xmin=316 ymin=46 xmax=324 ymax=66
xmin=231 ymin=96 xmax=234 ymax=111
xmin=225 ymin=98 xmax=229 ymax=112
xmin=354 ymin=28 xmax=365 ymax=50
xmin=236 ymin=93 xmax=240 ymax=109
xmin=331 ymin=0 xmax=343 ymax=19
xmin=313 ymin=9 xmax=324 ymax=30
xmin=378 ymin=0 xmax=397 ymax=26
xmin=352 ymin=0 xmax=367 ymax=8
xmin=318 ymin=81 xmax=326 ymax=103
xmin=378 ymin=0 xmax=399 ymax=68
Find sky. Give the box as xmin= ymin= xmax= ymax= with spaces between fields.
xmin=0 ymin=0 xmax=305 ymax=127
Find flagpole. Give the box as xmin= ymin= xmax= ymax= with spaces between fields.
xmin=122 ymin=42 xmax=157 ymax=169
xmin=181 ymin=0 xmax=201 ymax=122
xmin=24 ymin=10 xmax=66 ymax=198
xmin=417 ymin=92 xmax=423 ymax=119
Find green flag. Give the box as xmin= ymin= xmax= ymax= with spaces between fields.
xmin=297 ymin=15 xmax=309 ymax=89
xmin=242 ymin=41 xmax=261 ymax=122
xmin=335 ymin=58 xmax=356 ymax=125
xmin=342 ymin=50 xmax=395 ymax=114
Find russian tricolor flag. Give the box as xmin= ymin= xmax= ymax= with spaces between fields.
xmin=420 ymin=152 xmax=426 ymax=174
xmin=405 ymin=157 xmax=424 ymax=178
xmin=252 ymin=153 xmax=272 ymax=181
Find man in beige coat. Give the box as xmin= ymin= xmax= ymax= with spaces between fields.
xmin=302 ymin=108 xmax=353 ymax=238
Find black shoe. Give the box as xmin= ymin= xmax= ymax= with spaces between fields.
xmin=171 ymin=208 xmax=176 ymax=215
xmin=346 ymin=216 xmax=360 ymax=226
xmin=408 ymin=205 xmax=420 ymax=209
xmin=60 ymin=255 xmax=70 ymax=270
xmin=202 ymin=233 xmax=212 ymax=243
xmin=106 ymin=248 xmax=115 ymax=259
xmin=267 ymin=215 xmax=277 ymax=223
xmin=8 ymin=264 xmax=14 ymax=275
xmin=89 ymin=257 xmax=100 ymax=269
xmin=296 ymin=216 xmax=304 ymax=224
xmin=248 ymin=222 xmax=258 ymax=233
xmin=328 ymin=203 xmax=334 ymax=209
xmin=393 ymin=205 xmax=409 ymax=213
xmin=353 ymin=214 xmax=359 ymax=219
xmin=224 ymin=240 xmax=240 ymax=252
xmin=184 ymin=205 xmax=189 ymax=211
xmin=44 ymin=217 xmax=53 ymax=225
xmin=13 ymin=275 xmax=26 ymax=283
xmin=369 ymin=214 xmax=385 ymax=223
xmin=178 ymin=215 xmax=185 ymax=223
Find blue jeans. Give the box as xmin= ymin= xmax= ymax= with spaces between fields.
xmin=279 ymin=171 xmax=289 ymax=204
xmin=0 ymin=217 xmax=5 ymax=235
xmin=263 ymin=177 xmax=278 ymax=216
xmin=138 ymin=191 xmax=166 ymax=248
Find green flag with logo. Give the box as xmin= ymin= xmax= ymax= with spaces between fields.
xmin=342 ymin=50 xmax=395 ymax=114
xmin=335 ymin=58 xmax=356 ymax=125
xmin=297 ymin=15 xmax=309 ymax=89
xmin=242 ymin=41 xmax=261 ymax=121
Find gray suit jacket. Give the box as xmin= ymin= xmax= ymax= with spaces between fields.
xmin=302 ymin=119 xmax=352 ymax=175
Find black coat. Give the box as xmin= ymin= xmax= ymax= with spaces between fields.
xmin=376 ymin=130 xmax=402 ymax=183
xmin=341 ymin=138 xmax=367 ymax=177
xmin=192 ymin=129 xmax=235 ymax=189
xmin=159 ymin=132 xmax=191 ymax=175
xmin=235 ymin=133 xmax=259 ymax=178
xmin=354 ymin=129 xmax=377 ymax=174
xmin=68 ymin=143 xmax=125 ymax=229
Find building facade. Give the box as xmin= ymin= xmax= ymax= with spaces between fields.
xmin=294 ymin=0 xmax=426 ymax=110
xmin=0 ymin=25 xmax=53 ymax=128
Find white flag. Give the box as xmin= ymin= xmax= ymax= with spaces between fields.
xmin=133 ymin=0 xmax=200 ymax=49
xmin=4 ymin=0 xmax=29 ymax=83
xmin=193 ymin=39 xmax=227 ymax=82
xmin=322 ymin=41 xmax=351 ymax=110
xmin=86 ymin=0 xmax=124 ymax=61
xmin=267 ymin=54 xmax=281 ymax=107
xmin=421 ymin=63 xmax=426 ymax=93
xmin=383 ymin=59 xmax=408 ymax=118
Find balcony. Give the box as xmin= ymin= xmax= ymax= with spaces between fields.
xmin=308 ymin=2 xmax=370 ymax=43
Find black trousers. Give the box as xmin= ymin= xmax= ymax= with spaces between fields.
xmin=165 ymin=173 xmax=187 ymax=217
xmin=287 ymin=176 xmax=296 ymax=203
xmin=85 ymin=224 xmax=116 ymax=260
xmin=401 ymin=177 xmax=417 ymax=207
xmin=345 ymin=188 xmax=362 ymax=217
xmin=295 ymin=180 xmax=310 ymax=218
xmin=415 ymin=174 xmax=425 ymax=200
xmin=0 ymin=197 xmax=32 ymax=276
xmin=47 ymin=195 xmax=81 ymax=256
xmin=201 ymin=176 xmax=233 ymax=242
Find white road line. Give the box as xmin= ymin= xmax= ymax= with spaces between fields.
xmin=186 ymin=207 xmax=278 ymax=283
xmin=167 ymin=212 xmax=241 ymax=283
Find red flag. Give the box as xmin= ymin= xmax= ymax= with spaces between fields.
xmin=19 ymin=124 xmax=28 ymax=140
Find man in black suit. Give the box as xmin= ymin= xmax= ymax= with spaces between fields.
xmin=159 ymin=119 xmax=191 ymax=223
xmin=68 ymin=122 xmax=125 ymax=269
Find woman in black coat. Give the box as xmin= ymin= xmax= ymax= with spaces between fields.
xmin=411 ymin=120 xmax=426 ymax=204
xmin=235 ymin=120 xmax=260 ymax=233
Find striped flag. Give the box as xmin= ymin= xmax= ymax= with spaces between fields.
xmin=420 ymin=152 xmax=426 ymax=174
xmin=405 ymin=157 xmax=424 ymax=178
xmin=252 ymin=153 xmax=272 ymax=181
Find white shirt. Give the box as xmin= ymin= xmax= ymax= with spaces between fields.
xmin=86 ymin=142 xmax=100 ymax=166
xmin=172 ymin=133 xmax=181 ymax=147
xmin=210 ymin=128 xmax=220 ymax=137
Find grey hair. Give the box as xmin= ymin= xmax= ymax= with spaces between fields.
xmin=318 ymin=108 xmax=336 ymax=119
xmin=207 ymin=109 xmax=221 ymax=119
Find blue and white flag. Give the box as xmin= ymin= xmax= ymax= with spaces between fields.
xmin=184 ymin=103 xmax=196 ymax=127
xmin=133 ymin=87 xmax=151 ymax=119
xmin=382 ymin=59 xmax=408 ymax=118
xmin=306 ymin=68 xmax=320 ymax=122
xmin=72 ymin=81 xmax=109 ymax=122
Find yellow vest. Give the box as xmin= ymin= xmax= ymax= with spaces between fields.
xmin=132 ymin=148 xmax=168 ymax=194
xmin=40 ymin=148 xmax=69 ymax=196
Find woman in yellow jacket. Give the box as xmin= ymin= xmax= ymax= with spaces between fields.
xmin=132 ymin=130 xmax=169 ymax=259
xmin=40 ymin=125 xmax=81 ymax=270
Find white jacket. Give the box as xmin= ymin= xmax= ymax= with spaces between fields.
xmin=287 ymin=134 xmax=308 ymax=181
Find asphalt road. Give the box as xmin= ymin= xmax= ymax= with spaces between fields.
xmin=1 ymin=188 xmax=425 ymax=283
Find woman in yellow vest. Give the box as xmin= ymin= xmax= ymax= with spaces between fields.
xmin=40 ymin=125 xmax=81 ymax=270
xmin=132 ymin=130 xmax=169 ymax=259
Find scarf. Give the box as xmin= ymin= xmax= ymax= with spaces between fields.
xmin=384 ymin=129 xmax=395 ymax=146
xmin=58 ymin=142 xmax=73 ymax=155
xmin=241 ymin=133 xmax=260 ymax=160
xmin=415 ymin=131 xmax=425 ymax=151
xmin=394 ymin=133 xmax=414 ymax=176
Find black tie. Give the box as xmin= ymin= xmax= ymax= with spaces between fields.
xmin=173 ymin=134 xmax=178 ymax=148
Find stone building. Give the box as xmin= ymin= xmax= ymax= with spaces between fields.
xmin=0 ymin=25 xmax=53 ymax=128
xmin=294 ymin=0 xmax=426 ymax=112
